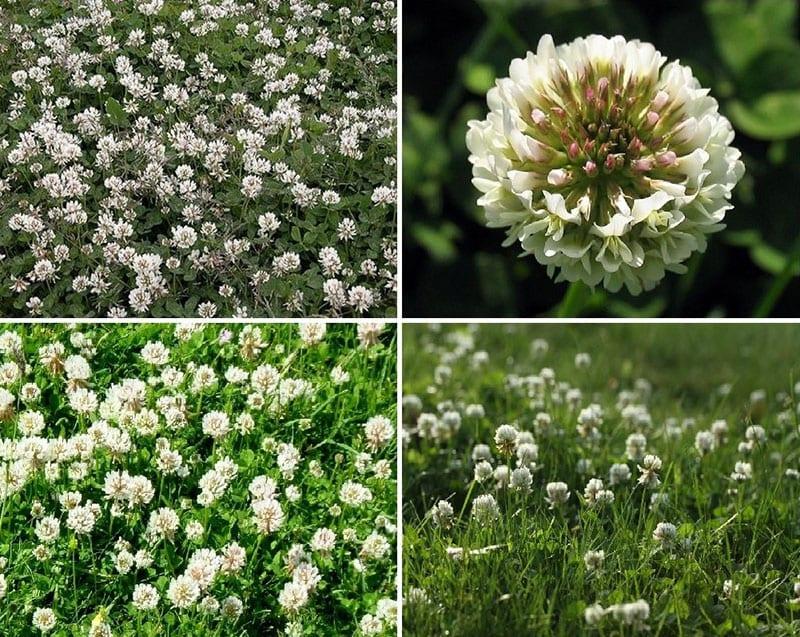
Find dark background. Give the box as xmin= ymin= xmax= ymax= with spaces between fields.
xmin=403 ymin=0 xmax=800 ymax=317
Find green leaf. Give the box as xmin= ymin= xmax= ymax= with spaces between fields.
xmin=165 ymin=300 xmax=184 ymax=316
xmin=723 ymin=229 xmax=762 ymax=247
xmin=728 ymin=92 xmax=800 ymax=140
xmin=403 ymin=103 xmax=450 ymax=213
xmin=749 ymin=241 xmax=800 ymax=275
xmin=105 ymin=97 xmax=128 ymax=126
xmin=738 ymin=44 xmax=800 ymax=98
xmin=754 ymin=0 xmax=797 ymax=40
xmin=240 ymin=449 xmax=255 ymax=467
xmin=410 ymin=222 xmax=459 ymax=262
xmin=706 ymin=0 xmax=797 ymax=75
xmin=705 ymin=0 xmax=766 ymax=73
xmin=750 ymin=242 xmax=786 ymax=274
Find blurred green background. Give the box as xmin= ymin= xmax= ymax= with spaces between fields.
xmin=403 ymin=0 xmax=800 ymax=317
xmin=403 ymin=323 xmax=800 ymax=409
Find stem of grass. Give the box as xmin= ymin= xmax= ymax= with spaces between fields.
xmin=457 ymin=479 xmax=476 ymax=525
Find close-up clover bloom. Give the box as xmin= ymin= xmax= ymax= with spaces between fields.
xmin=467 ymin=34 xmax=745 ymax=294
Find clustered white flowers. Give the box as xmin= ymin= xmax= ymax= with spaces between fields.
xmin=0 ymin=0 xmax=397 ymax=317
xmin=0 ymin=323 xmax=396 ymax=636
xmin=585 ymin=599 xmax=650 ymax=631
xmin=467 ymin=34 xmax=744 ymax=294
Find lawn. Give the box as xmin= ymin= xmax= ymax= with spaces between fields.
xmin=402 ymin=323 xmax=800 ymax=636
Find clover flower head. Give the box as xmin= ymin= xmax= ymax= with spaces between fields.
xmin=583 ymin=549 xmax=605 ymax=572
xmin=730 ymin=461 xmax=752 ymax=481
xmin=510 ymin=466 xmax=533 ymax=493
xmin=694 ymin=430 xmax=715 ymax=455
xmin=722 ymin=579 xmax=739 ymax=600
xmin=467 ymin=34 xmax=744 ymax=294
xmin=652 ymin=521 xmax=677 ymax=548
xmin=474 ymin=460 xmax=494 ymax=483
xmin=430 ymin=500 xmax=455 ymax=529
xmin=545 ymin=481 xmax=570 ymax=508
xmin=637 ymin=454 xmax=662 ymax=488
xmin=609 ymin=599 xmax=650 ymax=630
xmin=494 ymin=424 xmax=519 ymax=455
xmin=609 ymin=462 xmax=632 ymax=485
xmin=471 ymin=494 xmax=500 ymax=524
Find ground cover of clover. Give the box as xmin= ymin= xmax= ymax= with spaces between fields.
xmin=0 ymin=0 xmax=397 ymax=318
xmin=402 ymin=324 xmax=800 ymax=636
xmin=0 ymin=322 xmax=397 ymax=636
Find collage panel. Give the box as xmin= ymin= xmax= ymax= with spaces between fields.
xmin=0 ymin=0 xmax=397 ymax=318
xmin=403 ymin=0 xmax=799 ymax=318
xmin=0 ymin=322 xmax=397 ymax=636
xmin=402 ymin=323 xmax=800 ymax=636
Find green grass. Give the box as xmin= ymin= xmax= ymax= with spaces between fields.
xmin=402 ymin=323 xmax=800 ymax=636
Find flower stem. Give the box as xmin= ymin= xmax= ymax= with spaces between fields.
xmin=754 ymin=233 xmax=800 ymax=317
xmin=556 ymin=281 xmax=591 ymax=317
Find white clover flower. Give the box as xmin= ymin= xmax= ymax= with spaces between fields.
xmin=625 ymin=433 xmax=647 ymax=460
xmin=694 ymin=430 xmax=715 ymax=455
xmin=252 ymin=498 xmax=284 ymax=534
xmin=66 ymin=504 xmax=97 ymax=535
xmin=339 ymin=480 xmax=373 ymax=507
xmin=609 ymin=463 xmax=631 ymax=485
xmin=278 ymin=581 xmax=309 ymax=614
xmin=471 ymin=494 xmax=500 ymax=524
xmin=609 ymin=599 xmax=650 ymax=630
xmin=722 ymin=579 xmax=739 ymax=600
xmin=711 ymin=419 xmax=728 ymax=443
xmin=637 ymin=454 xmax=662 ymax=488
xmin=32 ymin=608 xmax=57 ymax=633
xmin=310 ymin=527 xmax=337 ymax=555
xmin=544 ymin=481 xmax=570 ymax=508
xmin=360 ymin=532 xmax=390 ymax=561
xmin=575 ymin=352 xmax=592 ymax=369
xmin=494 ymin=424 xmax=519 ymax=455
xmin=299 ymin=322 xmax=327 ymax=346
xmin=652 ymin=521 xmax=677 ymax=548
xmin=220 ymin=596 xmax=243 ymax=619
xmin=201 ymin=411 xmax=231 ymax=439
xmin=167 ymin=574 xmax=200 ymax=609
xmin=472 ymin=443 xmax=493 ymax=463
xmin=132 ymin=583 xmax=160 ymax=610
xmin=731 ymin=461 xmax=753 ymax=481
xmin=516 ymin=441 xmax=539 ymax=469
xmin=474 ymin=460 xmax=494 ymax=483
xmin=363 ymin=415 xmax=394 ymax=451
xmin=583 ymin=549 xmax=605 ymax=572
xmin=141 ymin=341 xmax=170 ymax=365
xmin=584 ymin=603 xmax=606 ymax=625
xmin=745 ymin=425 xmax=766 ymax=444
xmin=583 ymin=477 xmax=615 ymax=508
xmin=510 ymin=466 xmax=533 ymax=494
xmin=35 ymin=516 xmax=60 ymax=544
xmin=359 ymin=613 xmax=383 ymax=635
xmin=465 ymin=403 xmax=485 ymax=419
xmin=467 ymin=34 xmax=744 ymax=294
xmin=430 ymin=500 xmax=454 ymax=530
